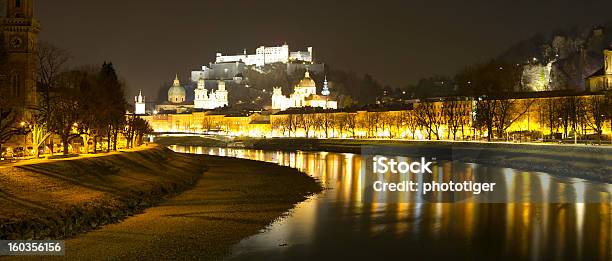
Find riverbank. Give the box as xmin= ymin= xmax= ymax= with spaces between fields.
xmin=11 ymin=155 xmax=321 ymax=260
xmin=162 ymin=136 xmax=612 ymax=183
xmin=0 ymin=146 xmax=207 ymax=240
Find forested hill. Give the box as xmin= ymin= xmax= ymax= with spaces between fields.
xmin=497 ymin=21 xmax=612 ymax=64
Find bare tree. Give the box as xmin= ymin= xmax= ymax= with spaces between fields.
xmin=494 ymin=98 xmax=535 ymax=140
xmin=443 ymin=100 xmax=462 ymax=140
xmin=415 ymin=102 xmax=443 ymax=140
xmin=0 ymin=87 xmax=20 ymax=155
xmin=346 ymin=113 xmax=357 ymax=138
xmin=540 ymin=98 xmax=561 ymax=139
xmin=475 ymin=99 xmax=497 ymax=141
xmin=584 ymin=95 xmax=607 ymax=143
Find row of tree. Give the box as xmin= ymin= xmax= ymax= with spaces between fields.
xmin=270 ymin=94 xmax=612 ymax=142
xmin=0 ymin=42 xmax=152 ymax=156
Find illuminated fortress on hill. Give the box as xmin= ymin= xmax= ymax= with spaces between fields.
xmin=214 ymin=44 xmax=313 ymax=67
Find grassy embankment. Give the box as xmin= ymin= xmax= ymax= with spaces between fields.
xmin=0 ymin=146 xmax=206 ymax=239
xmin=0 ymin=145 xmax=322 ymax=246
xmin=49 ymin=155 xmax=322 ymax=260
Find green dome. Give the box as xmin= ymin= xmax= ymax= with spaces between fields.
xmin=168 ymin=74 xmax=186 ymax=103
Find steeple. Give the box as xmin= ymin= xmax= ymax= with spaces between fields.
xmin=321 ymin=75 xmax=330 ymax=96
xmin=173 ymin=74 xmax=180 ymax=86
xmin=135 ymin=89 xmax=145 ymax=103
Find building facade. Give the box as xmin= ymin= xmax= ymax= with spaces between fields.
xmin=194 ymin=78 xmax=228 ymax=109
xmin=215 ymin=44 xmax=313 ymax=67
xmin=1 ymin=0 xmax=39 ymax=113
xmin=154 ymin=75 xmax=229 ymax=113
xmin=143 ymin=93 xmax=611 ymax=142
xmin=272 ymin=71 xmax=338 ymax=110
xmin=587 ymin=49 xmax=612 ymax=92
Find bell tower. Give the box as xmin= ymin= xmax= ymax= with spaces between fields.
xmin=2 ymin=0 xmax=40 ymax=111
xmin=7 ymin=0 xmax=34 ymax=18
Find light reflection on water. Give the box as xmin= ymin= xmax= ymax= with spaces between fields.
xmin=171 ymin=145 xmax=612 ymax=261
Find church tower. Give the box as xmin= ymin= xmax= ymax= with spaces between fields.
xmin=134 ymin=90 xmax=145 ymax=115
xmin=216 ymin=80 xmax=228 ymax=108
xmin=194 ymin=76 xmax=209 ymax=109
xmin=2 ymin=0 xmax=40 ymax=111
xmin=321 ymin=75 xmax=330 ymax=96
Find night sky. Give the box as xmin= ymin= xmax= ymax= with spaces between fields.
xmin=37 ymin=0 xmax=612 ymax=101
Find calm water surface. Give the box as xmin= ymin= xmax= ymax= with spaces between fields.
xmin=171 ymin=145 xmax=612 ymax=261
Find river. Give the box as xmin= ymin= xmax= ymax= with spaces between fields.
xmin=171 ymin=145 xmax=612 ymax=261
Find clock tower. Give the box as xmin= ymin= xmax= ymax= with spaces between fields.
xmin=2 ymin=0 xmax=39 ymax=112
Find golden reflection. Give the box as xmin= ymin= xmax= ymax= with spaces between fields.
xmin=173 ymin=146 xmax=612 ymax=260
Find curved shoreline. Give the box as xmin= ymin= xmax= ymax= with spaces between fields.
xmin=1 ymin=146 xmax=322 ymax=251
xmin=47 ymin=153 xmax=321 ymax=260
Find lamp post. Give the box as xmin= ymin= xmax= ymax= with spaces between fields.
xmin=19 ymin=121 xmax=31 ymax=159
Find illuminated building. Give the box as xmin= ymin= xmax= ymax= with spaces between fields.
xmin=134 ymin=90 xmax=146 ymax=115
xmin=143 ymin=93 xmax=610 ymax=141
xmin=155 ymin=75 xmax=194 ymax=113
xmin=190 ymin=44 xmax=324 ymax=83
xmin=272 ymin=71 xmax=338 ymax=110
xmin=214 ymin=44 xmax=313 ymax=67
xmin=194 ymin=77 xmax=228 ymax=109
xmin=586 ymin=48 xmax=612 ymax=91
xmin=1 ymin=0 xmax=40 ymax=113
xmin=154 ymin=75 xmax=229 ymax=113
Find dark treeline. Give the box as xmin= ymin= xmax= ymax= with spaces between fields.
xmin=0 ymin=42 xmax=152 ymax=156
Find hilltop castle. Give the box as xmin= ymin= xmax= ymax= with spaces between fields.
xmin=190 ymin=44 xmax=324 ymax=83
xmin=215 ymin=44 xmax=313 ymax=67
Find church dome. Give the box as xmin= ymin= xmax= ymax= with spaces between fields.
xmin=168 ymin=74 xmax=186 ymax=103
xmin=296 ymin=71 xmax=316 ymax=88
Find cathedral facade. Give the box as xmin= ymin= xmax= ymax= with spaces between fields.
xmin=272 ymin=71 xmax=337 ymax=111
xmin=194 ymin=77 xmax=228 ymax=109
xmin=154 ymin=75 xmax=228 ymax=113
xmin=1 ymin=0 xmax=40 ymax=113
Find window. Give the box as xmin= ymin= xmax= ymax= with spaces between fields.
xmin=10 ymin=73 xmax=19 ymax=96
xmin=15 ymin=0 xmax=21 ymax=8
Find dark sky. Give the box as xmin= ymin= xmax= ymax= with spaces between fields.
xmin=37 ymin=0 xmax=612 ymax=100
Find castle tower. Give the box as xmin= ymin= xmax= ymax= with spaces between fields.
xmin=2 ymin=0 xmax=40 ymax=113
xmin=321 ymin=75 xmax=330 ymax=96
xmin=194 ymin=76 xmax=209 ymax=109
xmin=134 ymin=89 xmax=145 ymax=115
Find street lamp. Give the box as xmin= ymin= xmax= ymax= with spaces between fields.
xmin=19 ymin=121 xmax=31 ymax=159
